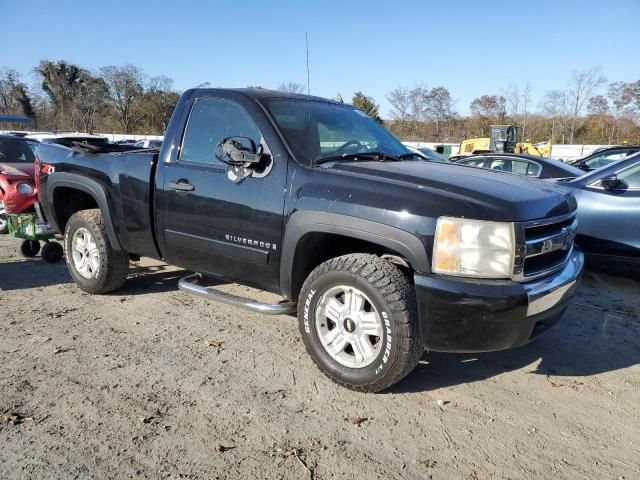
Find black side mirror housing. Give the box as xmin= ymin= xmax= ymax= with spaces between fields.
xmin=600 ymin=175 xmax=620 ymax=190
xmin=215 ymin=136 xmax=262 ymax=165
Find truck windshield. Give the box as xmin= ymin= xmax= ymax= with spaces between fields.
xmin=263 ymin=99 xmax=411 ymax=165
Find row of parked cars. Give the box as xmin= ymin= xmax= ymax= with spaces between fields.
xmin=407 ymin=144 xmax=640 ymax=271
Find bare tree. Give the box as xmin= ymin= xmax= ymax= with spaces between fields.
xmin=521 ymin=81 xmax=532 ymax=140
xmin=74 ymin=71 xmax=108 ymax=133
xmin=386 ymin=87 xmax=411 ymax=137
xmin=408 ymin=85 xmax=429 ymax=140
xmin=144 ymin=76 xmax=180 ymax=133
xmin=540 ymin=90 xmax=571 ymax=143
xmin=425 ymin=87 xmax=454 ymax=139
xmin=567 ymin=66 xmax=607 ymax=143
xmin=277 ymin=81 xmax=305 ymax=94
xmin=470 ymin=95 xmax=505 ymax=136
xmin=506 ymin=83 xmax=520 ymax=128
xmin=100 ymin=64 xmax=144 ymax=134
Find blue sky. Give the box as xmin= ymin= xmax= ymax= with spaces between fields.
xmin=2 ymin=0 xmax=639 ymax=117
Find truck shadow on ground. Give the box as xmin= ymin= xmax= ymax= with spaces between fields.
xmin=0 ymin=259 xmax=191 ymax=295
xmin=392 ymin=301 xmax=640 ymax=393
xmin=0 ymin=258 xmax=71 ymax=291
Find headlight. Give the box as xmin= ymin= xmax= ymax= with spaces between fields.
xmin=432 ymin=217 xmax=515 ymax=278
xmin=16 ymin=182 xmax=35 ymax=196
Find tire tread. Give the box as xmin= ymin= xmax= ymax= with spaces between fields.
xmin=64 ymin=209 xmax=129 ymax=294
xmin=299 ymin=253 xmax=422 ymax=393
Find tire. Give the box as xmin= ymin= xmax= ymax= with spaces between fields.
xmin=298 ymin=254 xmax=422 ymax=393
xmin=0 ymin=214 xmax=7 ymax=234
xmin=64 ymin=209 xmax=129 ymax=294
xmin=20 ymin=239 xmax=40 ymax=258
xmin=41 ymin=241 xmax=64 ymax=263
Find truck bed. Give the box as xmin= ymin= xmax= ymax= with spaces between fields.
xmin=36 ymin=143 xmax=161 ymax=259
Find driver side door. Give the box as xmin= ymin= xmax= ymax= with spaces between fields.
xmin=156 ymin=96 xmax=287 ymax=292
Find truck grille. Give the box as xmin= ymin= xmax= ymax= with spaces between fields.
xmin=513 ymin=213 xmax=577 ymax=281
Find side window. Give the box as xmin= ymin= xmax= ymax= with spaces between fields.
xmin=488 ymin=158 xmax=512 ymax=173
xmin=508 ymin=159 xmax=540 ymax=176
xmin=585 ymin=151 xmax=630 ymax=169
xmin=525 ymin=162 xmax=541 ymax=176
xmin=460 ymin=157 xmax=487 ymax=168
xmin=180 ymin=98 xmax=261 ymax=166
xmin=617 ymin=163 xmax=640 ymax=189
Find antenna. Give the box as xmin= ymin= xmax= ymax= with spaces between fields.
xmin=305 ymin=33 xmax=310 ymax=95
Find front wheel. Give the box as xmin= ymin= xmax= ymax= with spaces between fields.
xmin=64 ymin=209 xmax=129 ymax=294
xmin=298 ymin=254 xmax=422 ymax=393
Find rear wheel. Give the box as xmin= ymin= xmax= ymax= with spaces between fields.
xmin=298 ymin=254 xmax=422 ymax=393
xmin=64 ymin=209 xmax=129 ymax=293
xmin=0 ymin=213 xmax=7 ymax=234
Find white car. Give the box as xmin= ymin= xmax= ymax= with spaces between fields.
xmin=133 ymin=139 xmax=162 ymax=149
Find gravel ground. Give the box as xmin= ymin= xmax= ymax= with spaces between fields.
xmin=1 ymin=234 xmax=639 ymax=479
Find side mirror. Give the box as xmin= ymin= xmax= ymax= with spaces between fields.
xmin=215 ymin=136 xmax=262 ymax=165
xmin=600 ymin=175 xmax=620 ymax=190
xmin=215 ymin=136 xmax=272 ymax=183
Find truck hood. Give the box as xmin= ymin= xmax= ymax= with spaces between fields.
xmin=327 ymin=160 xmax=577 ymax=221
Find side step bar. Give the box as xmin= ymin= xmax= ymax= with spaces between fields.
xmin=178 ymin=273 xmax=298 ymax=315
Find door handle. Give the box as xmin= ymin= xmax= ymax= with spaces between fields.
xmin=168 ymin=180 xmax=195 ymax=192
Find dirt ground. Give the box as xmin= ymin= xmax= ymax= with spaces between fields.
xmin=1 ymin=234 xmax=639 ymax=480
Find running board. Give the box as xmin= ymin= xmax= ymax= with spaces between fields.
xmin=178 ymin=273 xmax=297 ymax=315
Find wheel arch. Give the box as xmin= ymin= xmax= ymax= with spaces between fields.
xmin=280 ymin=211 xmax=430 ymax=300
xmin=46 ymin=172 xmax=122 ymax=250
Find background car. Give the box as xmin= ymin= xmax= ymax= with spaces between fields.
xmin=454 ymin=153 xmax=583 ymax=179
xmin=0 ymin=135 xmax=39 ymax=233
xmin=556 ymin=152 xmax=640 ymax=268
xmin=569 ymin=145 xmax=640 ymax=172
xmin=407 ymin=145 xmax=449 ymax=162
xmin=133 ymin=139 xmax=162 ymax=149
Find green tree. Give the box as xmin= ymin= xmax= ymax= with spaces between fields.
xmin=36 ymin=60 xmax=85 ymax=129
xmin=0 ymin=69 xmax=36 ymax=125
xmin=352 ymin=91 xmax=382 ymax=124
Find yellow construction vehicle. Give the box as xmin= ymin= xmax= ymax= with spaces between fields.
xmin=514 ymin=140 xmax=552 ymax=157
xmin=459 ymin=125 xmax=551 ymax=157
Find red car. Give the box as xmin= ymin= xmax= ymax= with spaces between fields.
xmin=0 ymin=135 xmax=39 ymax=233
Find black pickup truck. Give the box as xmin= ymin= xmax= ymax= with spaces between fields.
xmin=36 ymin=88 xmax=584 ymax=392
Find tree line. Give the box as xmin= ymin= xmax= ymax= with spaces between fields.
xmin=0 ymin=60 xmax=179 ymax=134
xmin=384 ymin=67 xmax=640 ymax=145
xmin=1 ymin=61 xmax=639 ymax=144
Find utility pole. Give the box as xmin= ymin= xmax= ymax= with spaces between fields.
xmin=305 ymin=33 xmax=310 ymax=95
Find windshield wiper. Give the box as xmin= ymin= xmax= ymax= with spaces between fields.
xmin=313 ymin=151 xmax=401 ymax=166
xmin=398 ymin=152 xmax=424 ymax=160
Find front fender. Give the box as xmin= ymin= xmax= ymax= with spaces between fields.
xmin=280 ymin=210 xmax=430 ymax=299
